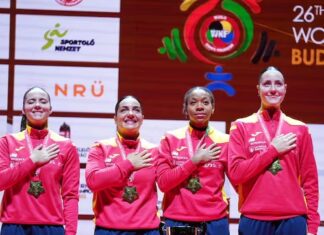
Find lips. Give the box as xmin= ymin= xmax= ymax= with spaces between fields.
xmin=124 ymin=119 xmax=137 ymax=124
xmin=195 ymin=113 xmax=207 ymax=118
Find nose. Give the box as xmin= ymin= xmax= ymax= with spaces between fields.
xmin=34 ymin=100 xmax=42 ymax=108
xmin=127 ymin=110 xmax=135 ymax=117
xmin=196 ymin=102 xmax=204 ymax=110
xmin=269 ymin=83 xmax=276 ymax=92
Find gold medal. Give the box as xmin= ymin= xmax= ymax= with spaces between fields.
xmin=122 ymin=186 xmax=139 ymax=203
xmin=186 ymin=176 xmax=202 ymax=194
xmin=268 ymin=159 xmax=282 ymax=175
xmin=28 ymin=181 xmax=45 ymax=198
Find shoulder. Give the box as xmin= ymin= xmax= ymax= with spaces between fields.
xmin=236 ymin=113 xmax=258 ymax=124
xmin=283 ymin=114 xmax=306 ymax=126
xmin=9 ymin=131 xmax=26 ymax=141
xmin=208 ymin=127 xmax=229 ymax=143
xmin=140 ymin=138 xmax=157 ymax=149
xmin=49 ymin=131 xmax=79 ymax=152
xmin=50 ymin=131 xmax=70 ymax=142
xmin=164 ymin=126 xmax=187 ymax=139
xmin=230 ymin=113 xmax=257 ymax=131
xmin=92 ymin=137 xmax=117 ymax=148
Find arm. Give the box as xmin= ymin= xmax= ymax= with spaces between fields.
xmin=0 ymin=137 xmax=37 ymax=191
xmin=85 ymin=144 xmax=134 ymax=192
xmin=61 ymin=143 xmax=80 ymax=235
xmin=156 ymin=136 xmax=197 ymax=192
xmin=299 ymin=127 xmax=320 ymax=235
xmin=228 ymin=122 xmax=278 ymax=185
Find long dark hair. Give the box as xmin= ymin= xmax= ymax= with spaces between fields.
xmin=20 ymin=86 xmax=51 ymax=131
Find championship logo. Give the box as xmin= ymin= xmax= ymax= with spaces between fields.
xmin=55 ymin=0 xmax=83 ymax=6
xmin=158 ymin=0 xmax=263 ymax=96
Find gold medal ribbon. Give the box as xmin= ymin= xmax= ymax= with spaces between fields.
xmin=184 ymin=127 xmax=208 ymax=193
xmin=116 ymin=135 xmax=141 ymax=203
xmin=25 ymin=130 xmax=50 ymax=198
xmin=257 ymin=111 xmax=285 ymax=175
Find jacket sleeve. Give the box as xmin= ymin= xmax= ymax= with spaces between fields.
xmin=156 ymin=136 xmax=197 ymax=192
xmin=228 ymin=121 xmax=279 ymax=185
xmin=0 ymin=136 xmax=37 ymax=191
xmin=85 ymin=143 xmax=134 ymax=192
xmin=299 ymin=126 xmax=320 ymax=235
xmin=61 ymin=142 xmax=80 ymax=235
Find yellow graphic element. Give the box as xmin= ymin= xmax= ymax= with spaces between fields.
xmin=221 ymin=20 xmax=232 ymax=32
xmin=291 ymin=48 xmax=324 ymax=66
xmin=180 ymin=0 xmax=198 ymax=11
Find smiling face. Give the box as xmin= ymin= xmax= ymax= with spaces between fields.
xmin=185 ymin=88 xmax=214 ymax=129
xmin=22 ymin=88 xmax=52 ymax=129
xmin=258 ymin=69 xmax=287 ymax=110
xmin=114 ymin=96 xmax=143 ymax=139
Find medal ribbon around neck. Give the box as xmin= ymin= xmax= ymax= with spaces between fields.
xmin=25 ymin=130 xmax=50 ymax=198
xmin=25 ymin=130 xmax=50 ymax=178
xmin=257 ymin=112 xmax=285 ymax=175
xmin=116 ymin=136 xmax=141 ymax=184
xmin=184 ymin=127 xmax=209 ymax=193
xmin=185 ymin=127 xmax=208 ymax=159
xmin=257 ymin=112 xmax=285 ymax=145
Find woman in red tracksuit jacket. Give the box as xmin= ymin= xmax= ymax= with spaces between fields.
xmin=157 ymin=86 xmax=230 ymax=235
xmin=228 ymin=66 xmax=320 ymax=235
xmin=85 ymin=95 xmax=160 ymax=235
xmin=0 ymin=86 xmax=80 ymax=235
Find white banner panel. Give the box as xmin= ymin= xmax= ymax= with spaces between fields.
xmin=0 ymin=116 xmax=7 ymax=137
xmin=17 ymin=0 xmax=120 ymax=12
xmin=308 ymin=124 xmax=324 ymax=219
xmin=79 ymin=168 xmax=93 ymax=215
xmin=14 ymin=65 xmax=119 ymax=113
xmin=0 ymin=65 xmax=8 ymax=110
xmin=15 ymin=15 xmax=120 ymax=62
xmin=77 ymin=220 xmax=95 ymax=235
xmin=0 ymin=0 xmax=10 ymax=8
xmin=0 ymin=14 xmax=10 ymax=59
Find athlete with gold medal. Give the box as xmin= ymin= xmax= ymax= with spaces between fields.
xmin=157 ymin=87 xmax=231 ymax=235
xmin=0 ymin=87 xmax=80 ymax=235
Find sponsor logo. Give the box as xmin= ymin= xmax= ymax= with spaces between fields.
xmin=42 ymin=23 xmax=95 ymax=52
xmin=176 ymin=146 xmax=187 ymax=152
xmin=248 ymin=131 xmax=263 ymax=142
xmin=54 ymin=81 xmax=105 ymax=98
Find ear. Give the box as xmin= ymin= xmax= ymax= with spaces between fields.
xmin=114 ymin=115 xmax=117 ymax=124
xmin=256 ymin=84 xmax=260 ymax=96
xmin=49 ymin=106 xmax=53 ymax=115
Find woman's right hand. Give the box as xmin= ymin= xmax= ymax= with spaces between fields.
xmin=271 ymin=132 xmax=297 ymax=154
xmin=127 ymin=149 xmax=153 ymax=170
xmin=191 ymin=143 xmax=221 ymax=165
xmin=30 ymin=143 xmax=60 ymax=164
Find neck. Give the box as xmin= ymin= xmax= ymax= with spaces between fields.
xmin=260 ymin=106 xmax=280 ymax=119
xmin=189 ymin=122 xmax=208 ymax=131
xmin=27 ymin=122 xmax=47 ymax=130
xmin=118 ymin=131 xmax=139 ymax=141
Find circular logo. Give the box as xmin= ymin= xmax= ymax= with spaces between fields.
xmin=200 ymin=15 xmax=241 ymax=55
xmin=55 ymin=0 xmax=83 ymax=6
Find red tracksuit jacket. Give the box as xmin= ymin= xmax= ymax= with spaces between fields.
xmin=0 ymin=127 xmax=80 ymax=235
xmin=228 ymin=110 xmax=319 ymax=234
xmin=157 ymin=125 xmax=229 ymax=222
xmin=85 ymin=135 xmax=160 ymax=230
